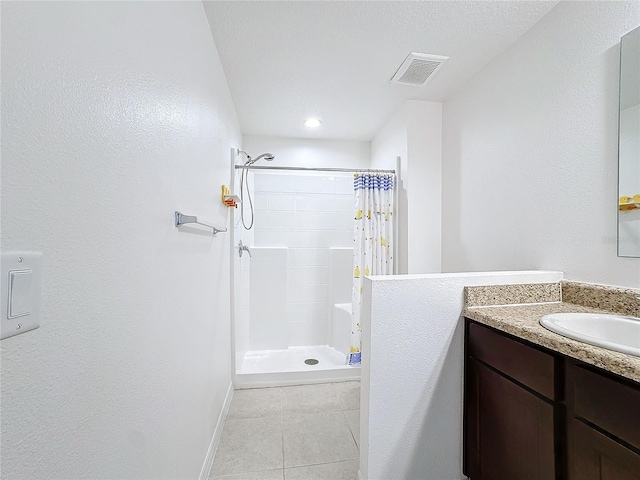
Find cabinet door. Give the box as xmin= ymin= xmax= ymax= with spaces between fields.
xmin=464 ymin=358 xmax=555 ymax=480
xmin=567 ymin=362 xmax=640 ymax=450
xmin=568 ymin=418 xmax=640 ymax=480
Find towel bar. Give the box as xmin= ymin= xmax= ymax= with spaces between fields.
xmin=174 ymin=211 xmax=227 ymax=235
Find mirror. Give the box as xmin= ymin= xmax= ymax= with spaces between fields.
xmin=618 ymin=26 xmax=640 ymax=257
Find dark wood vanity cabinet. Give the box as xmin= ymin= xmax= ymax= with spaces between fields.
xmin=464 ymin=322 xmax=557 ymax=479
xmin=465 ymin=357 xmax=555 ymax=479
xmin=566 ymin=363 xmax=640 ymax=480
xmin=567 ymin=418 xmax=640 ymax=480
xmin=464 ymin=319 xmax=640 ymax=480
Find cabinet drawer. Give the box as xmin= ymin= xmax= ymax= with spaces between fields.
xmin=467 ymin=321 xmax=555 ymax=399
xmin=567 ymin=363 xmax=640 ymax=450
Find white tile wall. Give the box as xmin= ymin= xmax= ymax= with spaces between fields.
xmin=251 ymin=172 xmax=354 ymax=348
xmin=287 ymin=303 xmax=330 ymax=323
xmin=329 ymin=248 xmax=354 ymax=305
xmin=288 ymin=284 xmax=329 ymax=304
xmin=288 ymin=248 xmax=330 ymax=266
xmin=253 ymin=192 xmax=269 ymax=211
xmin=253 ymin=174 xmax=270 ymax=191
xmin=250 ymin=247 xmax=289 ymax=351
xmin=289 ymin=266 xmax=330 ymax=285
xmin=289 ymin=320 xmax=330 ymax=347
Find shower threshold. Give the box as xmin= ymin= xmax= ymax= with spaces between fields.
xmin=235 ymin=345 xmax=360 ymax=388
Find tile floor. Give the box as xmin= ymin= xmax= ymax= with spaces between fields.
xmin=209 ymin=382 xmax=360 ymax=480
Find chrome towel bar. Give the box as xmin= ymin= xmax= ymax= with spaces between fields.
xmin=174 ymin=211 xmax=227 ymax=235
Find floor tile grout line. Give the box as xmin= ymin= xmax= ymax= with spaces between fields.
xmin=342 ymin=409 xmax=360 ymax=450
xmin=214 ymin=460 xmax=358 ymax=480
xmin=216 ymin=383 xmax=360 ymax=478
xmin=282 ymin=407 xmax=343 ymax=416
xmin=211 ymin=401 xmax=285 ymax=477
xmin=284 ymin=457 xmax=361 ymax=470
xmin=211 ymin=468 xmax=284 ymax=480
xmin=280 ymin=388 xmax=285 ymax=474
xmin=287 ymin=457 xmax=360 ymax=467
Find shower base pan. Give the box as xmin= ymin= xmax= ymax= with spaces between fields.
xmin=235 ymin=345 xmax=360 ymax=389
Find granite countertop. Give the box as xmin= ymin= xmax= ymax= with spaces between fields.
xmin=463 ymin=286 xmax=640 ymax=384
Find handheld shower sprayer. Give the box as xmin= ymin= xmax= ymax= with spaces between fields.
xmin=237 ymin=150 xmax=275 ymax=230
xmin=247 ymin=153 xmax=275 ymax=165
xmin=237 ymin=149 xmax=275 ymax=166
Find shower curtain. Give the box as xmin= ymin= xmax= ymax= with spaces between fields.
xmin=350 ymin=172 xmax=395 ymax=365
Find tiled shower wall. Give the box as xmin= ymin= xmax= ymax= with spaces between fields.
xmin=252 ymin=172 xmax=354 ymax=347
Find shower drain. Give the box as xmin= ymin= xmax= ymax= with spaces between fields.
xmin=304 ymin=358 xmax=319 ymax=365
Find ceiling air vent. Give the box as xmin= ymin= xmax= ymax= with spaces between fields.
xmin=391 ymin=52 xmax=449 ymax=86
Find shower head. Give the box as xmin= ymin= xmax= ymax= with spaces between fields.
xmin=242 ymin=152 xmax=275 ymax=166
xmin=252 ymin=153 xmax=275 ymax=163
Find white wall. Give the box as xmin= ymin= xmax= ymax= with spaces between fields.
xmin=371 ymin=100 xmax=442 ymax=275
xmin=359 ymin=271 xmax=563 ymax=480
xmin=370 ymin=106 xmax=408 ymax=171
xmin=442 ymin=1 xmax=640 ymax=288
xmin=371 ymin=106 xmax=409 ymax=273
xmin=243 ymin=135 xmax=371 ymax=169
xmin=407 ymin=101 xmax=443 ymax=274
xmin=1 ymin=2 xmax=239 ymax=479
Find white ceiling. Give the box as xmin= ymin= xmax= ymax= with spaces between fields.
xmin=203 ymin=1 xmax=559 ymax=141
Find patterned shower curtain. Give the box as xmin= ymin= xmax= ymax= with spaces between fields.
xmin=349 ymin=173 xmax=395 ymax=365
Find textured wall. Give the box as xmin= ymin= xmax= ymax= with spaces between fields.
xmin=442 ymin=1 xmax=640 ymax=287
xmin=370 ymin=100 xmax=442 ymax=275
xmin=406 ymin=101 xmax=442 ymax=275
xmin=360 ymin=271 xmax=563 ymax=480
xmin=1 ymin=2 xmax=240 ymax=478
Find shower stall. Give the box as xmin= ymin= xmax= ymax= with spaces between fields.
xmin=230 ymin=151 xmax=395 ymax=388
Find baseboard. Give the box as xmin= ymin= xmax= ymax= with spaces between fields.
xmin=199 ymin=381 xmax=234 ymax=480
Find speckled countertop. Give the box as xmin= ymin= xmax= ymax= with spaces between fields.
xmin=463 ymin=282 xmax=640 ymax=384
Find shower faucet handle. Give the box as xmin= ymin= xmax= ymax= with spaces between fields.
xmin=238 ymin=240 xmax=252 ymax=258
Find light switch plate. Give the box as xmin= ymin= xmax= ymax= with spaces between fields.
xmin=1 ymin=252 xmax=42 ymax=339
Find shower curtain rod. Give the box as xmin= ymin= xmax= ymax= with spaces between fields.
xmin=234 ymin=165 xmax=395 ymax=174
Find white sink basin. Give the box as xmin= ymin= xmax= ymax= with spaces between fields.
xmin=540 ymin=313 xmax=640 ymax=357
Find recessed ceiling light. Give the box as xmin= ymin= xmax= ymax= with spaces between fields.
xmin=304 ymin=117 xmax=322 ymax=128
